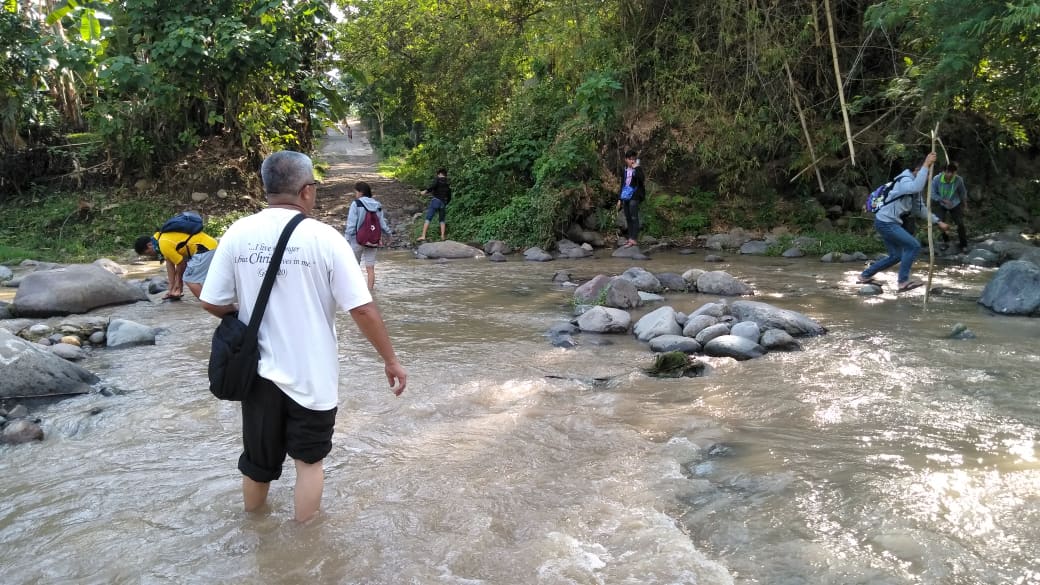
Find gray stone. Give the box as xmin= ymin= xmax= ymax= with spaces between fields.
xmin=49 ymin=343 xmax=86 ymax=361
xmin=782 ymin=248 xmax=805 ymax=258
xmin=416 ymin=241 xmax=486 ymax=260
xmin=682 ymin=314 xmax=718 ymax=338
xmin=611 ymin=246 xmax=649 ymax=260
xmin=552 ymin=270 xmax=572 ymax=283
xmin=557 ymin=239 xmax=593 ymax=259
xmin=858 ymin=284 xmax=883 ymax=296
xmin=638 ymin=292 xmax=665 ymax=303
xmin=730 ymin=300 xmax=827 ymax=337
xmin=0 ymin=329 xmax=97 ymax=399
xmin=619 ymin=267 xmax=662 ymax=292
xmin=8 ymin=404 xmax=29 ymax=418
xmin=978 ymin=260 xmax=1040 ymax=315
xmin=703 ymin=335 xmax=766 ymax=360
xmin=88 ymin=331 xmax=106 ymax=344
xmin=106 ymin=318 xmax=157 ymax=348
xmin=489 ymin=252 xmax=507 ymax=262
xmin=523 ymin=247 xmax=555 ymax=262
xmin=11 ymin=264 xmax=148 ymax=317
xmin=0 ymin=265 xmax=12 ymax=282
xmin=655 ymin=272 xmax=687 ymax=292
xmin=484 ymin=240 xmax=513 ymax=256
xmin=93 ymin=258 xmax=127 ymax=276
xmin=730 ymin=321 xmax=761 ymax=341
xmin=2 ymin=419 xmax=44 ymax=444
xmin=694 ymin=323 xmax=731 ymax=346
xmin=704 ymin=254 xmax=725 ymax=263
xmin=820 ymin=252 xmax=838 ymax=263
xmin=681 ymin=269 xmax=705 ymax=289
xmin=760 ymin=329 xmax=802 ymax=351
xmin=739 ymin=240 xmax=770 ymax=255
xmin=648 ymin=335 xmax=702 ymax=354
xmin=575 ymin=306 xmax=632 ymax=333
xmin=965 ymin=248 xmax=1000 ymax=268
xmin=633 ymin=306 xmax=682 ymax=341
xmin=696 ymin=271 xmax=754 ymax=296
xmin=689 ymin=302 xmax=728 ymax=319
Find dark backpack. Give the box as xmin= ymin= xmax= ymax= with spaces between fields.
xmin=864 ymin=177 xmax=911 ymax=213
xmin=354 ymin=200 xmax=383 ymax=248
xmin=154 ymin=211 xmax=204 ymax=261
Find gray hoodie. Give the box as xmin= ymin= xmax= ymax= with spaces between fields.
xmin=345 ymin=196 xmax=393 ymax=241
xmin=875 ymin=168 xmax=940 ymax=226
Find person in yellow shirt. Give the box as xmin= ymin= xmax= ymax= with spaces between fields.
xmin=134 ymin=224 xmax=219 ymax=300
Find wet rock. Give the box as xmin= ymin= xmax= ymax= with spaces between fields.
xmin=106 ymin=319 xmax=157 ymax=348
xmin=705 ymin=229 xmax=752 ymax=250
xmin=611 ymin=246 xmax=649 ymax=260
xmin=645 ymin=351 xmax=709 ymax=378
xmin=978 ymin=260 xmax=1040 ymax=316
xmin=93 ymin=258 xmax=127 ymax=276
xmin=0 ymin=265 xmax=12 ymax=282
xmin=0 ymin=329 xmax=97 ymax=399
xmin=551 ymin=270 xmax=572 ymax=283
xmin=730 ymin=300 xmax=827 ymax=337
xmin=760 ymin=329 xmax=802 ymax=351
xmin=682 ymin=314 xmax=718 ymax=338
xmin=523 ymin=247 xmax=554 ymax=262
xmin=739 ymin=240 xmax=770 ymax=255
xmin=549 ymin=334 xmax=577 ymax=349
xmin=634 ymin=306 xmax=683 ymax=341
xmin=858 ymin=284 xmax=883 ymax=296
xmin=782 ymin=248 xmax=805 ymax=258
xmin=638 ymin=292 xmax=665 ymax=303
xmin=60 ymin=335 xmax=81 ymax=346
xmin=695 ymin=271 xmax=753 ymax=296
xmin=11 ymin=264 xmax=148 ymax=317
xmin=557 ymin=239 xmax=593 ymax=259
xmin=704 ymin=254 xmax=725 ymax=263
xmin=703 ymin=335 xmax=766 ymax=361
xmin=573 ymin=275 xmax=641 ymax=310
xmin=8 ymin=404 xmax=29 ymax=419
xmin=2 ymin=419 xmax=44 ymax=444
xmin=965 ymin=248 xmax=1000 ymax=268
xmin=50 ymin=343 xmax=86 ymax=361
xmin=689 ymin=302 xmax=728 ymax=319
xmin=488 ymin=252 xmax=507 ymax=262
xmin=620 ymin=267 xmax=662 ymax=292
xmin=648 ymin=335 xmax=702 ymax=354
xmin=681 ymin=269 xmax=705 ymax=290
xmin=484 ymin=240 xmax=513 ymax=256
xmin=655 ymin=272 xmax=686 ymax=292
xmin=416 ymin=241 xmax=486 ymax=260
xmin=547 ymin=321 xmax=578 ymax=336
xmin=694 ymin=323 xmax=731 ymax=346
xmin=575 ymin=306 xmax=632 ymax=334
xmin=730 ymin=321 xmax=761 ymax=342
xmin=948 ymin=323 xmax=977 ymax=340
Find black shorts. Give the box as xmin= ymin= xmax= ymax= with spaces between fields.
xmin=238 ymin=376 xmax=338 ymax=483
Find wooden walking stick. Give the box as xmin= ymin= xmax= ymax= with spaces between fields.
xmin=924 ymin=123 xmax=940 ymax=306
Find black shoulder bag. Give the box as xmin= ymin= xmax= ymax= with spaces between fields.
xmin=208 ymin=213 xmax=306 ymax=401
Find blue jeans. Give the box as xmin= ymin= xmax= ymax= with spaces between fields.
xmin=861 ymin=219 xmax=921 ymax=284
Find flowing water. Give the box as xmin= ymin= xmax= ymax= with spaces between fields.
xmin=1 ymin=252 xmax=1038 ymax=585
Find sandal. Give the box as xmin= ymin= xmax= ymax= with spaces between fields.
xmin=162 ymin=294 xmax=183 ymax=301
xmin=897 ymin=280 xmax=924 ymax=293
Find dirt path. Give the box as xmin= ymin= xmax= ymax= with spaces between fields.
xmin=312 ymin=122 xmax=423 ymax=246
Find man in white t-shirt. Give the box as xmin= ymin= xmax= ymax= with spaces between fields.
xmin=200 ymin=150 xmax=407 ymax=523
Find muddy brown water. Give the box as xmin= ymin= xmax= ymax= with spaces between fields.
xmin=1 ymin=250 xmax=1037 ymax=585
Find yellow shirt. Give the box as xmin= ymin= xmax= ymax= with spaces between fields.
xmin=152 ymin=231 xmax=218 ymax=265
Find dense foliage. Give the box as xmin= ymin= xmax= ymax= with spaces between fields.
xmin=1 ymin=0 xmax=1037 ymax=255
xmin=337 ymin=0 xmax=1040 ymax=246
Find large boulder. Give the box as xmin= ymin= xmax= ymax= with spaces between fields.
xmin=11 ymin=263 xmax=148 ymax=317
xmin=633 ymin=306 xmax=682 ymax=341
xmin=575 ymin=306 xmax=631 ymax=333
xmin=0 ymin=329 xmax=97 ymax=399
xmin=416 ymin=241 xmax=486 ymax=259
xmin=730 ymin=300 xmax=826 ymax=337
xmin=696 ymin=271 xmax=754 ymax=296
xmin=648 ymin=335 xmax=701 ymax=354
xmin=978 ymin=260 xmax=1040 ymax=316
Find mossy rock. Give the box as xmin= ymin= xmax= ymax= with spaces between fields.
xmin=645 ymin=351 xmax=708 ymax=378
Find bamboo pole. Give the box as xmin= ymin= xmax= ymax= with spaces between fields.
xmin=784 ymin=60 xmax=826 ymax=192
xmin=789 ymin=108 xmax=897 ymax=183
xmin=823 ymin=0 xmax=856 ymax=166
xmin=924 ymin=123 xmax=939 ymax=307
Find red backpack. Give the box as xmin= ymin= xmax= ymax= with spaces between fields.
xmin=355 ymin=200 xmax=383 ymax=247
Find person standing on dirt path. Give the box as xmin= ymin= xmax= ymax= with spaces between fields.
xmin=418 ymin=168 xmax=451 ymax=242
xmin=615 ymin=149 xmax=646 ymax=248
xmin=345 ymin=181 xmax=393 ymax=291
xmin=200 ymin=150 xmax=407 ymax=524
xmin=931 ymin=162 xmax=969 ymax=253
xmin=857 ymin=152 xmax=950 ymax=293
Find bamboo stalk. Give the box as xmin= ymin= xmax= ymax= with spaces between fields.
xmin=789 ymin=108 xmax=896 ymax=182
xmin=924 ymin=123 xmax=939 ymax=307
xmin=823 ymin=0 xmax=856 ymax=166
xmin=784 ymin=60 xmax=825 ymax=192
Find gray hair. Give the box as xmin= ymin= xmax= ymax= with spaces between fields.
xmin=261 ymin=151 xmax=314 ymax=196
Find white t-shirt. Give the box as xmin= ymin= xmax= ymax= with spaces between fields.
xmin=200 ymin=208 xmax=373 ymax=410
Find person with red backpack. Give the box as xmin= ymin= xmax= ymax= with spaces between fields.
xmin=345 ymin=181 xmax=393 ymax=291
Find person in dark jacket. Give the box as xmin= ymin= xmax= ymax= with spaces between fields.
xmin=418 ymin=168 xmax=451 ymax=241
xmin=615 ymin=150 xmax=646 ymax=247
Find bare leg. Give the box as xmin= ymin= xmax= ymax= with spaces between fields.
xmin=418 ymin=221 xmax=430 ymax=241
xmin=243 ymin=476 xmax=270 ymax=512
xmin=365 ymin=265 xmax=375 ymax=291
xmin=186 ymin=282 xmax=202 ymax=299
xmin=293 ymin=459 xmax=324 ymax=523
xmin=439 ymin=222 xmax=446 ymax=240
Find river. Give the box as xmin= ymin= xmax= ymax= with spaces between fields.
xmin=1 ymin=251 xmax=1037 ymax=584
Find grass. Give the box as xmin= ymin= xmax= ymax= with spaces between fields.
xmin=767 ymin=231 xmax=886 ymax=256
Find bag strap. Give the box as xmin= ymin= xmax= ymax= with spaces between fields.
xmin=245 ymin=213 xmax=306 ymax=337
